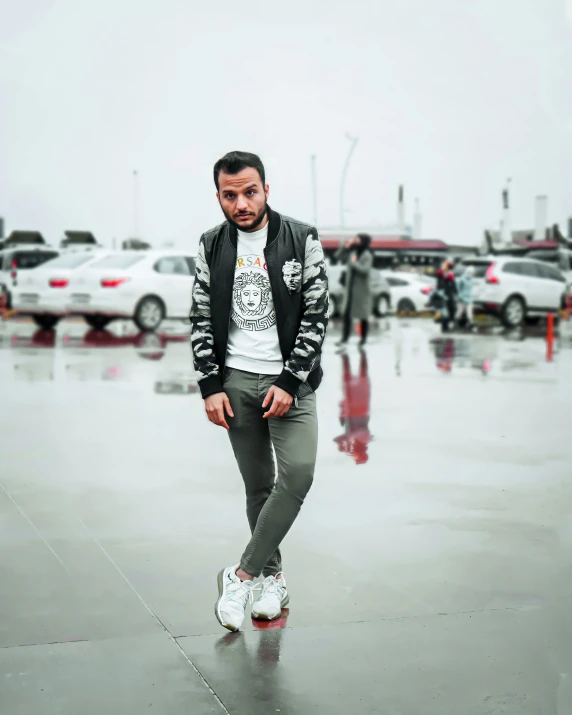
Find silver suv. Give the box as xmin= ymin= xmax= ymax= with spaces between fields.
xmin=463 ymin=256 xmax=568 ymax=328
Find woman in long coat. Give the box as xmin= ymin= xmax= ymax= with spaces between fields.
xmin=337 ymin=233 xmax=373 ymax=347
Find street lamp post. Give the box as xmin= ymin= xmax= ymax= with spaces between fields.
xmin=310 ymin=154 xmax=318 ymax=227
xmin=339 ymin=133 xmax=359 ymax=234
xmin=133 ymin=170 xmax=139 ymax=238
xmin=501 ymin=177 xmax=512 ymax=246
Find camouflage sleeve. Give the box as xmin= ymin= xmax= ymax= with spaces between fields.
xmin=189 ymin=235 xmax=224 ymax=399
xmin=274 ymin=228 xmax=329 ymax=396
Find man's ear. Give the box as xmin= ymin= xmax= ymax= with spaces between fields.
xmin=264 ymin=184 xmax=270 ymax=200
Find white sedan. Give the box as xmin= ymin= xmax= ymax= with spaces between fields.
xmin=11 ymin=250 xmax=110 ymax=330
xmin=67 ymin=250 xmax=196 ymax=331
xmin=382 ymin=271 xmax=436 ymax=313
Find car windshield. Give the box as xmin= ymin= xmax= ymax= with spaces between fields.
xmin=3 ymin=251 xmax=59 ymax=270
xmin=42 ymin=253 xmax=95 ymax=269
xmin=88 ymin=253 xmax=145 ymax=270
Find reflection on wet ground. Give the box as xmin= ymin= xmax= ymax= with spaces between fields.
xmin=334 ymin=351 xmax=373 ymax=464
xmin=2 ymin=316 xmax=569 ymax=387
xmin=1 ymin=316 xmax=571 ymax=714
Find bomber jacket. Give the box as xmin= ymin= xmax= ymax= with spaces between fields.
xmin=189 ymin=207 xmax=329 ymax=400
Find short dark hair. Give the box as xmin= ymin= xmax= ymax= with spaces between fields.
xmin=213 ymin=151 xmax=266 ymax=190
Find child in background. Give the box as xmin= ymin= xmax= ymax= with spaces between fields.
xmin=456 ymin=265 xmax=475 ymax=329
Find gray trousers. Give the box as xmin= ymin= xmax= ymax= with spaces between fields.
xmin=223 ymin=367 xmax=318 ymax=578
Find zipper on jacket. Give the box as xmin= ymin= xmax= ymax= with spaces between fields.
xmin=263 ymin=247 xmax=287 ymax=360
xmin=222 ymin=231 xmax=237 ymax=372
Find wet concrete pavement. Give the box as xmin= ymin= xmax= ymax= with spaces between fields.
xmin=1 ymin=316 xmax=571 ymax=713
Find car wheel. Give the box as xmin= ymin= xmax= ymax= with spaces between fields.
xmin=501 ymin=295 xmax=525 ymax=328
xmin=134 ymin=295 xmax=165 ymax=331
xmin=32 ymin=314 xmax=59 ymax=330
xmin=374 ymin=293 xmax=390 ymax=317
xmin=136 ymin=332 xmax=163 ymax=350
xmin=397 ymin=298 xmax=416 ymax=314
xmin=85 ymin=315 xmax=112 ymax=330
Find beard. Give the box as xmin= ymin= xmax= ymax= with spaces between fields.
xmin=221 ymin=200 xmax=268 ymax=232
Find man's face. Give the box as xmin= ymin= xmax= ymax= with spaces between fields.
xmin=241 ymin=284 xmax=261 ymax=311
xmin=217 ymin=168 xmax=269 ymax=232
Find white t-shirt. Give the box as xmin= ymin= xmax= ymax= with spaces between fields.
xmin=225 ymin=224 xmax=283 ymax=375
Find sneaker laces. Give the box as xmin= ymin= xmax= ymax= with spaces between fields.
xmin=226 ymin=577 xmax=259 ymax=607
xmin=260 ymin=575 xmax=286 ymax=598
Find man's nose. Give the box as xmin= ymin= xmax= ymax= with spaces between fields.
xmin=236 ymin=194 xmax=249 ymax=210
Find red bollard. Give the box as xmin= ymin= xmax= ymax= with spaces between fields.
xmin=546 ymin=313 xmax=554 ymax=362
xmin=547 ymin=340 xmax=554 ymax=362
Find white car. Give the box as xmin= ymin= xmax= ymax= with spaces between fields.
xmin=463 ymin=256 xmax=568 ymax=328
xmin=67 ymin=250 xmax=197 ymax=331
xmin=11 ymin=250 xmax=110 ymax=330
xmin=0 ymin=246 xmax=60 ymax=310
xmin=382 ymin=271 xmax=436 ymax=313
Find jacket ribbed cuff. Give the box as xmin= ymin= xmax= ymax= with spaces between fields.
xmin=199 ymin=374 xmax=225 ymax=400
xmin=273 ymin=368 xmax=302 ymax=397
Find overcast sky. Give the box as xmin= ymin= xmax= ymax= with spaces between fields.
xmin=1 ymin=0 xmax=571 ymax=250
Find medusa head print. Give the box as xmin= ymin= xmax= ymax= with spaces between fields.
xmin=232 ymin=270 xmax=276 ymax=331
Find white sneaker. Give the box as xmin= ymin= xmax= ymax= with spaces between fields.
xmin=214 ymin=565 xmax=257 ymax=632
xmin=251 ymin=574 xmax=289 ymax=621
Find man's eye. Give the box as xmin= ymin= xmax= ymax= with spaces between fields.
xmin=225 ymin=193 xmax=235 ymax=199
xmin=247 ymin=190 xmax=255 ymax=196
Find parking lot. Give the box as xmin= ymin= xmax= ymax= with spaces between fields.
xmin=1 ymin=315 xmax=571 ymax=714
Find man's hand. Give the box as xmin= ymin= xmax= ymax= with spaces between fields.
xmin=262 ymin=385 xmax=293 ymax=419
xmin=204 ymin=392 xmax=234 ymax=430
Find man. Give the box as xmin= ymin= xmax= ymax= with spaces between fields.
xmin=190 ymin=151 xmax=329 ymax=632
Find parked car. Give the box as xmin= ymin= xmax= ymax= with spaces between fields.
xmin=67 ymin=250 xmax=197 ymax=331
xmin=382 ymin=271 xmax=436 ymax=313
xmin=11 ymin=250 xmax=110 ymax=330
xmin=462 ymin=256 xmax=568 ymax=328
xmin=0 ymin=247 xmax=59 ymax=309
xmin=327 ymin=261 xmax=391 ymax=318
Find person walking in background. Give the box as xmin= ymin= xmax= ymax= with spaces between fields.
xmin=436 ymin=259 xmax=457 ymax=332
xmin=190 ymin=151 xmax=329 ymax=632
xmin=455 ymin=265 xmax=475 ymax=329
xmin=336 ymin=233 xmax=373 ymax=348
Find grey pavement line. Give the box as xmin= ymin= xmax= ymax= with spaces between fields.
xmin=0 ymin=604 xmax=537 ymax=651
xmin=0 ymin=638 xmax=90 ymax=651
xmin=76 ymin=517 xmax=231 ymax=715
xmin=175 ymin=605 xmax=528 ymax=640
xmin=0 ymin=480 xmax=72 ymax=576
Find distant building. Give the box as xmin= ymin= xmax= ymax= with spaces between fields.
xmin=0 ymin=230 xmax=46 ymax=247
xmin=319 ymin=229 xmax=449 ymax=269
xmin=122 ymin=238 xmax=151 ymax=250
xmin=60 ymin=231 xmax=98 ymax=248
